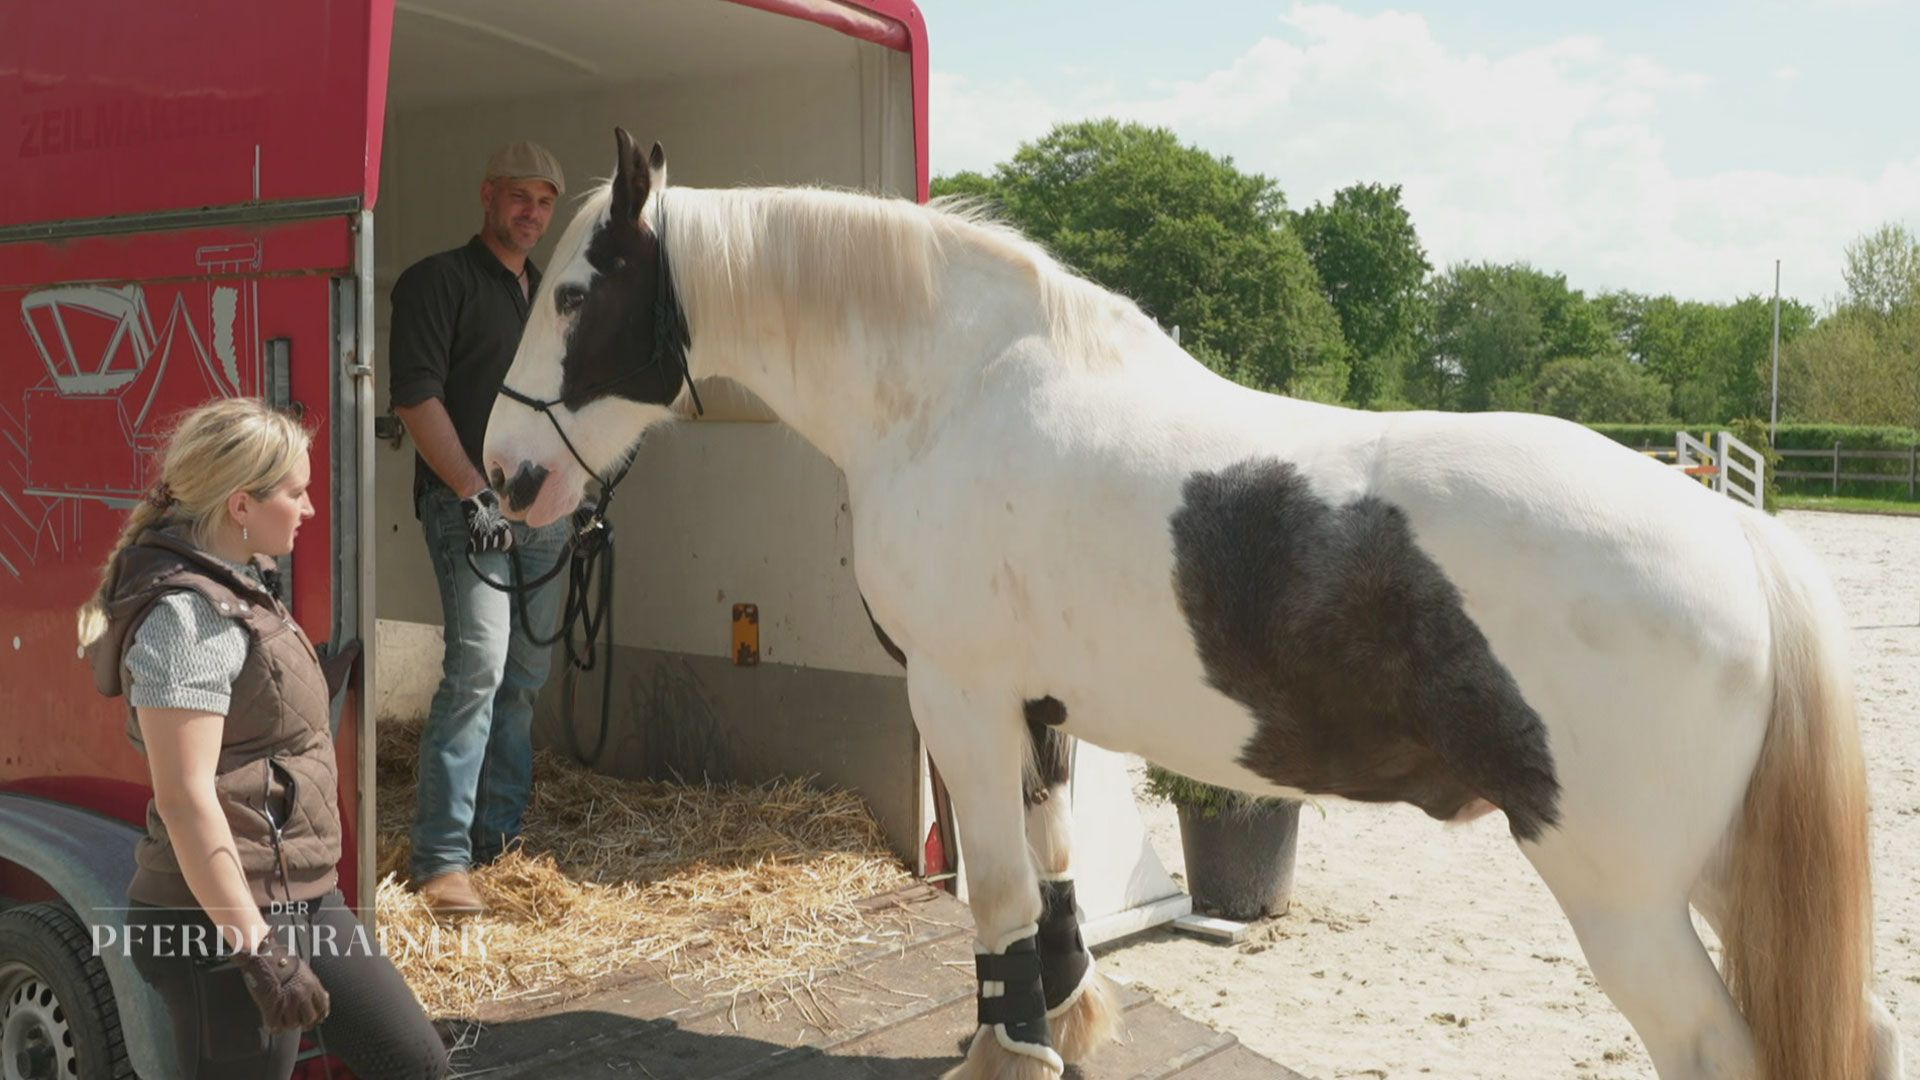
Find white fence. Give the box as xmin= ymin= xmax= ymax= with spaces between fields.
xmin=1671 ymin=430 xmax=1765 ymax=509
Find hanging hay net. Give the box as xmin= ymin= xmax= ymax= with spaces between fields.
xmin=374 ymin=718 xmax=917 ymax=1020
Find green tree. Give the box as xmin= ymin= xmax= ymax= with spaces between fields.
xmin=1294 ymin=183 xmax=1431 ymax=407
xmin=1722 ymin=294 xmax=1815 ymax=422
xmin=1783 ymin=304 xmax=1920 ymax=429
xmin=930 ymin=120 xmax=1350 ymax=400
xmin=1605 ymin=292 xmax=1738 ymax=421
xmin=1415 ymin=264 xmax=1538 ymax=409
xmin=1606 ymin=293 xmax=1714 ymax=409
xmin=1773 ymin=222 xmax=1914 ymax=430
xmin=1414 ymin=263 xmax=1621 ymax=411
xmin=1586 ymin=290 xmax=1814 ymax=423
xmin=927 ymin=169 xmax=1000 ymax=203
xmin=1841 ymin=222 xmax=1920 ymax=316
xmin=1527 ymin=354 xmax=1672 ymax=422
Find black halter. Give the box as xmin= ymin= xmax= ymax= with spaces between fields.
xmin=467 ymin=197 xmax=702 ymax=765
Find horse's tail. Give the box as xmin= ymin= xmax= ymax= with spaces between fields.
xmin=1725 ymin=509 xmax=1875 ymax=1080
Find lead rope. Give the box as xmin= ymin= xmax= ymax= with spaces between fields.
xmin=463 ymin=466 xmax=623 ymax=768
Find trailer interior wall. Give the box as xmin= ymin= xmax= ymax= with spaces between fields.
xmin=371 ymin=2 xmax=926 ymax=862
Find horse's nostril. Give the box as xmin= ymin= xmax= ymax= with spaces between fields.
xmin=489 ymin=465 xmax=506 ymax=496
xmin=503 ymin=462 xmax=551 ymax=514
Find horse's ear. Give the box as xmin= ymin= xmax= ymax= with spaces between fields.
xmin=611 ymin=126 xmax=650 ymax=225
xmin=648 ymin=141 xmax=668 ymax=191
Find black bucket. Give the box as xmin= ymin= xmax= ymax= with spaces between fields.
xmin=1177 ymin=798 xmax=1301 ymax=921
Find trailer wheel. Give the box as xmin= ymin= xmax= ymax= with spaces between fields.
xmin=0 ymin=903 xmax=134 ymax=1080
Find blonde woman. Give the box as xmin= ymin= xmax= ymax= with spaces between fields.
xmin=79 ymin=398 xmax=447 ymax=1079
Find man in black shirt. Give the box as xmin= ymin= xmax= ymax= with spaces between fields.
xmin=387 ymin=141 xmax=571 ymax=916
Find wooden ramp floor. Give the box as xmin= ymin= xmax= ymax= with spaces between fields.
xmin=447 ymin=885 xmax=1310 ymax=1079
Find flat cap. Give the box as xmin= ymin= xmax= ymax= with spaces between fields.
xmin=484 ymin=141 xmax=565 ymax=195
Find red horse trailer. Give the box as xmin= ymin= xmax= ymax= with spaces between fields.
xmin=0 ymin=3 xmax=931 ymax=1077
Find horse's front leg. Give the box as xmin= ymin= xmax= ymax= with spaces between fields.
xmin=1021 ymin=703 xmax=1122 ymax=1064
xmin=909 ymin=665 xmax=1062 ymax=1080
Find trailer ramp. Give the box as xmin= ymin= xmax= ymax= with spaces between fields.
xmin=447 ymin=885 xmax=1310 ymax=1079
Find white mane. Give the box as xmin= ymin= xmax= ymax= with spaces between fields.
xmin=651 ymin=184 xmax=1145 ymax=368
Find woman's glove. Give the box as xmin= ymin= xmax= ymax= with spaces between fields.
xmin=233 ymin=934 xmax=331 ymax=1033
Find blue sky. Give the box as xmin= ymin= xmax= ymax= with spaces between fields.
xmin=920 ymin=1 xmax=1920 ymax=305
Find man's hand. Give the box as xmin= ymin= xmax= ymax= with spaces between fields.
xmin=392 ymin=399 xmax=490 ymax=504
xmin=462 ymin=489 xmax=515 ymax=553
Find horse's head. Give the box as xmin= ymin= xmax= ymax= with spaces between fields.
xmin=483 ymin=127 xmax=689 ymax=526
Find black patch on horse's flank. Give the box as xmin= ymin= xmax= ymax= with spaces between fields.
xmin=1024 ymin=698 xmax=1073 ymax=806
xmin=1169 ymin=459 xmax=1561 ymax=841
xmin=557 ymin=130 xmax=682 ymax=411
xmin=501 ymin=461 xmax=550 ymax=515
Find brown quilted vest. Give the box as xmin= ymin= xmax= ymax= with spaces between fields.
xmin=87 ymin=524 xmax=341 ymax=907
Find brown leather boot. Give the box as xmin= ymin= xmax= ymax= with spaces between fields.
xmin=417 ymin=869 xmax=487 ymax=916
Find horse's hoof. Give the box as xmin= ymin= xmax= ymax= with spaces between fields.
xmin=1051 ymin=970 xmax=1123 ymax=1064
xmin=941 ymin=1026 xmax=1065 ymax=1080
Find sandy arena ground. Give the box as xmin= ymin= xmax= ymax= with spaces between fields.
xmin=1104 ymin=509 xmax=1919 ymax=1079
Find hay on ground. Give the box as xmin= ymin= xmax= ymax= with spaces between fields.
xmin=374 ymin=719 xmax=916 ymax=1019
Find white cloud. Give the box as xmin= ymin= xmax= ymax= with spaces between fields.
xmin=1773 ymin=65 xmax=1802 ymax=80
xmin=929 ymin=72 xmax=1062 ymax=180
xmin=929 ymin=4 xmax=1920 ymax=303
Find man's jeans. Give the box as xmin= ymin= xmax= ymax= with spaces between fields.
xmin=410 ymin=485 xmax=571 ymax=883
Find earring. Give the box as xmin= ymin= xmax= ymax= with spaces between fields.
xmin=242 ymin=526 xmax=250 ymax=543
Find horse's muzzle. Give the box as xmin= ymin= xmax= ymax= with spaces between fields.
xmin=494 ymin=461 xmax=552 ymax=517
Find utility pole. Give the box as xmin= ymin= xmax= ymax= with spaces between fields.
xmin=1769 ymin=259 xmax=1782 ymax=445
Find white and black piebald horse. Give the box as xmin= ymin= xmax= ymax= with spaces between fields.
xmin=483 ymin=130 xmax=1902 ymax=1080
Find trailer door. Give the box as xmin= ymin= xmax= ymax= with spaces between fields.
xmin=1 ymin=0 xmax=391 ymax=912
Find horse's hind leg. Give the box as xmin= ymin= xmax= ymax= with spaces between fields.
xmin=1868 ymin=995 xmax=1908 ymax=1080
xmin=1021 ymin=703 xmax=1122 ymax=1064
xmin=1525 ymin=835 xmax=1756 ymax=1080
xmin=910 ymin=666 xmax=1062 ymax=1080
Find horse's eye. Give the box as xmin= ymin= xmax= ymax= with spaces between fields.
xmin=555 ymin=283 xmax=588 ymax=316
